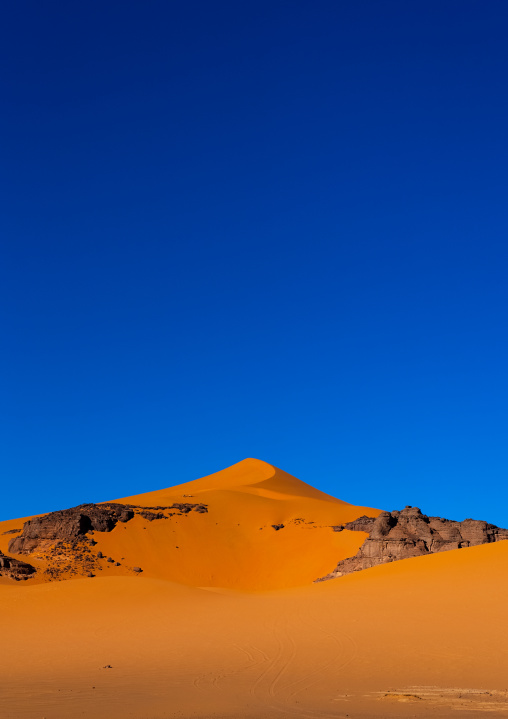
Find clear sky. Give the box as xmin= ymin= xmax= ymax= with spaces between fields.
xmin=2 ymin=1 xmax=508 ymax=526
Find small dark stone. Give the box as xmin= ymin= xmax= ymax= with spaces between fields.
xmin=106 ymin=557 xmax=114 ymax=563
xmin=133 ymin=566 xmax=142 ymax=573
xmin=272 ymin=524 xmax=284 ymax=531
xmin=97 ymin=551 xmax=104 ymax=559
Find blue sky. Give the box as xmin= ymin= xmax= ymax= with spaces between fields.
xmin=2 ymin=1 xmax=508 ymax=526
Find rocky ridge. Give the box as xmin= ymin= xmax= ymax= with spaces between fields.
xmin=319 ymin=506 xmax=508 ymax=581
xmin=6 ymin=501 xmax=208 ymax=581
xmin=9 ymin=502 xmax=208 ymax=555
xmin=9 ymin=503 xmax=134 ymax=555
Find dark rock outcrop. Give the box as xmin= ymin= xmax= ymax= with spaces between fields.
xmin=139 ymin=510 xmax=166 ymax=521
xmin=8 ymin=503 xmax=135 ymax=555
xmin=166 ymin=503 xmax=208 ymax=514
xmin=0 ymin=551 xmax=36 ymax=580
xmin=332 ymin=515 xmax=376 ymax=533
xmin=8 ymin=501 xmax=209 ymax=556
xmin=318 ymin=506 xmax=508 ymax=581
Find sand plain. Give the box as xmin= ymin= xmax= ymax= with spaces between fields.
xmin=1 ymin=459 xmax=507 ymax=718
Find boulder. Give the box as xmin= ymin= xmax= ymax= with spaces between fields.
xmin=0 ymin=551 xmax=36 ymax=580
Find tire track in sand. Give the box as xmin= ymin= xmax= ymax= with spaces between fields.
xmin=267 ymin=605 xmax=358 ymax=719
xmin=207 ymin=642 xmax=271 ymax=691
xmin=268 ymin=618 xmax=297 ymax=698
xmin=250 ymin=618 xmax=288 ymax=698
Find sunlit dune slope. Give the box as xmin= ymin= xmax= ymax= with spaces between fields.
xmin=101 ymin=458 xmax=380 ymax=590
xmin=2 ymin=540 xmax=508 ymax=719
xmin=0 ymin=459 xmax=380 ymax=590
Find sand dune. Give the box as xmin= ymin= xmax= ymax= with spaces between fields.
xmin=110 ymin=458 xmax=380 ymax=590
xmin=1 ymin=459 xmax=507 ymax=718
xmin=1 ymin=459 xmax=379 ymax=591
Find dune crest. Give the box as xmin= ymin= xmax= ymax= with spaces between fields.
xmin=117 ymin=458 xmax=351 ymax=504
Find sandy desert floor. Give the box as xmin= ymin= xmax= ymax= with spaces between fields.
xmin=1 ymin=460 xmax=507 ymax=718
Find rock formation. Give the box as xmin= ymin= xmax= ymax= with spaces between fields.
xmin=319 ymin=506 xmax=508 ymax=581
xmin=0 ymin=551 xmax=36 ymax=580
xmin=332 ymin=515 xmax=376 ymax=533
xmin=9 ymin=502 xmax=208 ymax=555
xmin=8 ymin=503 xmax=135 ymax=554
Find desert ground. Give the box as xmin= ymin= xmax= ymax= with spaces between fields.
xmin=1 ymin=458 xmax=507 ymax=718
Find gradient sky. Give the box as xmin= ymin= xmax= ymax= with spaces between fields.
xmin=2 ymin=1 xmax=508 ymax=526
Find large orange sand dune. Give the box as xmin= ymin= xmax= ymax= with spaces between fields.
xmin=1 ymin=459 xmax=507 ymax=718
xmin=1 ymin=458 xmax=379 ymax=591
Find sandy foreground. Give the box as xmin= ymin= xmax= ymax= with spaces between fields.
xmin=1 ymin=460 xmax=507 ymax=718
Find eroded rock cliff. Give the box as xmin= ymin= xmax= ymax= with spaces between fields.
xmin=8 ymin=503 xmax=136 ymax=554
xmin=319 ymin=506 xmax=508 ymax=580
xmin=8 ymin=502 xmax=208 ymax=555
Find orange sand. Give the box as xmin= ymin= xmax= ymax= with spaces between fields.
xmin=1 ymin=459 xmax=507 ymax=718
xmin=1 ymin=459 xmax=379 ymax=590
